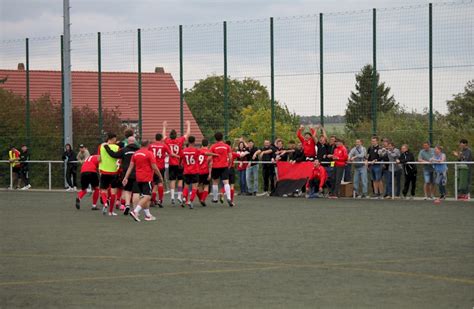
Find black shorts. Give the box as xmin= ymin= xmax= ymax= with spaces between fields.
xmin=137 ymin=181 xmax=153 ymax=196
xmin=199 ymin=174 xmax=210 ymax=185
xmin=211 ymin=167 xmax=229 ymax=181
xmin=12 ymin=166 xmax=21 ymax=175
xmin=184 ymin=174 xmax=199 ymax=185
xmin=124 ymin=177 xmax=136 ymax=192
xmin=113 ymin=174 xmax=123 ymax=189
xmin=153 ymin=169 xmax=166 ymax=184
xmin=228 ymin=168 xmax=235 ymax=185
xmin=169 ymin=165 xmax=183 ymax=181
xmin=80 ymin=172 xmax=99 ymax=190
xmin=100 ymin=174 xmax=118 ymax=189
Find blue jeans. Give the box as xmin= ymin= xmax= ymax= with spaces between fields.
xmin=238 ymin=169 xmax=247 ymax=193
xmin=246 ymin=165 xmax=259 ymax=193
xmin=353 ymin=166 xmax=368 ymax=195
xmin=385 ymin=169 xmax=402 ymax=196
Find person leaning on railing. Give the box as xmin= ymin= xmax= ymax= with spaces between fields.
xmin=452 ymin=138 xmax=472 ymax=200
xmin=8 ymin=145 xmax=21 ymax=189
xmin=397 ymin=144 xmax=417 ymax=199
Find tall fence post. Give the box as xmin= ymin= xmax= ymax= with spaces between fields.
xmin=270 ymin=17 xmax=275 ymax=141
xmin=179 ymin=25 xmax=184 ymax=136
xmin=48 ymin=162 xmax=52 ymax=191
xmin=60 ymin=35 xmax=65 ymax=147
xmin=371 ymin=8 xmax=377 ymax=136
xmin=319 ymin=13 xmax=324 ymax=126
xmin=25 ymin=38 xmax=30 ymax=147
xmin=223 ymin=21 xmax=229 ymax=139
xmin=98 ymin=32 xmax=103 ymax=143
xmin=137 ymin=28 xmax=143 ymax=140
xmin=428 ymin=3 xmax=433 ymax=145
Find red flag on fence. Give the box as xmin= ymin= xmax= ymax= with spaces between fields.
xmin=271 ymin=161 xmax=313 ymax=196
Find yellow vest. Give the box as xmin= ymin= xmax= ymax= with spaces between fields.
xmin=99 ymin=143 xmax=119 ymax=173
xmin=8 ymin=150 xmax=20 ymax=168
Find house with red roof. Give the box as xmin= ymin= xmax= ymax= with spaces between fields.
xmin=0 ymin=64 xmax=203 ymax=141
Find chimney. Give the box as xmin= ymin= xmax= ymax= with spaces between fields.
xmin=155 ymin=67 xmax=165 ymax=74
xmin=18 ymin=63 xmax=25 ymax=71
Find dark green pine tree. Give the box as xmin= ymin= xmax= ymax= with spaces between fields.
xmin=345 ymin=64 xmax=398 ymax=131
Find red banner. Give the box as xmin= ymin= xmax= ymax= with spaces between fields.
xmin=277 ymin=161 xmax=313 ymax=181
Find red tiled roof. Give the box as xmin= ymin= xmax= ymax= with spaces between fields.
xmin=0 ymin=69 xmax=203 ymax=141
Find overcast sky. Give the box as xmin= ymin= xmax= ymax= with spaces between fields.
xmin=1 ymin=0 xmax=472 ymax=117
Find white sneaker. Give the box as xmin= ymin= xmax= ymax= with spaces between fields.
xmin=108 ymin=212 xmax=118 ymax=216
xmin=66 ymin=187 xmax=74 ymax=192
xmin=21 ymin=185 xmax=30 ymax=190
xmin=144 ymin=215 xmax=156 ymax=221
xmin=73 ymin=186 xmax=78 ymax=192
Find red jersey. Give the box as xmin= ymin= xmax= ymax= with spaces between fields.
xmin=165 ymin=136 xmax=186 ymax=166
xmin=81 ymin=155 xmax=99 ymax=173
xmin=230 ymin=152 xmax=240 ymax=170
xmin=297 ymin=128 xmax=317 ymax=158
xmin=131 ymin=148 xmax=156 ymax=182
xmin=149 ymin=142 xmax=171 ymax=170
xmin=181 ymin=146 xmax=200 ymax=175
xmin=333 ymin=145 xmax=348 ymax=167
xmin=210 ymin=142 xmax=232 ymax=169
xmin=308 ymin=165 xmax=328 ymax=190
xmin=198 ymin=147 xmax=210 ymax=175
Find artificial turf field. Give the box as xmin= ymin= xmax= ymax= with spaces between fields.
xmin=0 ymin=191 xmax=473 ymax=308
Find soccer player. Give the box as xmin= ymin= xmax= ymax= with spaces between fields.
xmin=208 ymin=132 xmax=234 ymax=207
xmin=197 ymin=139 xmax=211 ymax=207
xmin=296 ymin=125 xmax=318 ymax=161
xmin=149 ymin=133 xmax=174 ymax=208
xmin=98 ymin=133 xmax=120 ymax=216
xmin=103 ymin=136 xmax=140 ymax=215
xmin=123 ymin=140 xmax=164 ymax=222
xmin=181 ymin=136 xmax=200 ymax=209
xmin=75 ymin=154 xmax=100 ymax=210
xmin=163 ymin=120 xmax=190 ymax=205
xmin=219 ymin=140 xmax=239 ymax=204
xmin=306 ymin=160 xmax=328 ymax=198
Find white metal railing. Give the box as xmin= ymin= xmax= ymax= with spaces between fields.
xmin=1 ymin=160 xmax=472 ymax=200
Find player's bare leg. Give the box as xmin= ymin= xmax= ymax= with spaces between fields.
xmin=169 ymin=180 xmax=176 ymax=205
xmin=130 ymin=195 xmax=155 ymax=222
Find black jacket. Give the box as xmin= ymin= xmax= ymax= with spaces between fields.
xmin=62 ymin=150 xmax=77 ymax=166
xmin=290 ymin=148 xmax=305 ymax=163
xmin=399 ymin=151 xmax=417 ymax=176
xmin=104 ymin=143 xmax=139 ymax=178
xmin=19 ymin=149 xmax=30 ymax=170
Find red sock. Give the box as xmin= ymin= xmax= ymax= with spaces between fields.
xmin=201 ymin=191 xmax=209 ymax=202
xmin=100 ymin=192 xmax=108 ymax=206
xmin=109 ymin=194 xmax=116 ymax=213
xmin=151 ymin=192 xmax=157 ymax=203
xmin=220 ymin=187 xmax=225 ymax=194
xmin=231 ymin=188 xmax=235 ymax=202
xmin=107 ymin=187 xmax=112 ymax=198
xmin=92 ymin=189 xmax=100 ymax=205
xmin=77 ymin=189 xmax=87 ymax=200
xmin=190 ymin=188 xmax=197 ymax=202
xmin=183 ymin=187 xmax=189 ymax=202
xmin=158 ymin=185 xmax=164 ymax=201
xmin=120 ymin=198 xmax=125 ymax=206
xmin=197 ymin=191 xmax=203 ymax=201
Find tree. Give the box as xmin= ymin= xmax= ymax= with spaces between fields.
xmin=345 ymin=64 xmax=398 ymax=131
xmin=184 ymin=75 xmax=271 ymax=139
xmin=445 ymin=80 xmax=474 ymax=130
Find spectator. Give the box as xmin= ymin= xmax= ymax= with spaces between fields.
xmin=385 ymin=142 xmax=402 ymax=198
xmin=62 ymin=143 xmax=78 ymax=191
xmin=323 ymin=134 xmax=337 ymax=194
xmin=8 ymin=145 xmax=21 ymax=189
xmin=452 ymin=139 xmax=472 ymax=200
xmin=316 ymin=134 xmax=329 ymax=163
xmin=76 ymin=144 xmax=90 ymax=164
xmin=296 ymin=125 xmax=318 ymax=161
xmin=343 ymin=141 xmax=352 ymax=182
xmin=349 ymin=139 xmax=367 ymax=198
xmin=254 ymin=140 xmax=276 ymax=196
xmin=306 ymin=160 xmax=327 ymax=198
xmin=274 ymin=139 xmax=289 ymax=162
xmin=418 ymin=142 xmax=435 ymax=200
xmin=246 ymin=140 xmax=259 ymax=196
xmin=19 ymin=144 xmax=31 ymax=190
xmin=378 ymin=138 xmax=391 ymax=198
xmin=367 ymin=136 xmax=384 ymax=199
xmin=280 ymin=140 xmax=296 ymax=162
xmin=431 ymin=145 xmax=448 ymax=200
xmin=398 ymin=144 xmax=417 ymax=199
xmin=236 ymin=141 xmax=249 ymax=195
xmin=330 ymin=138 xmax=348 ymax=198
xmin=289 ymin=142 xmax=305 ymax=163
